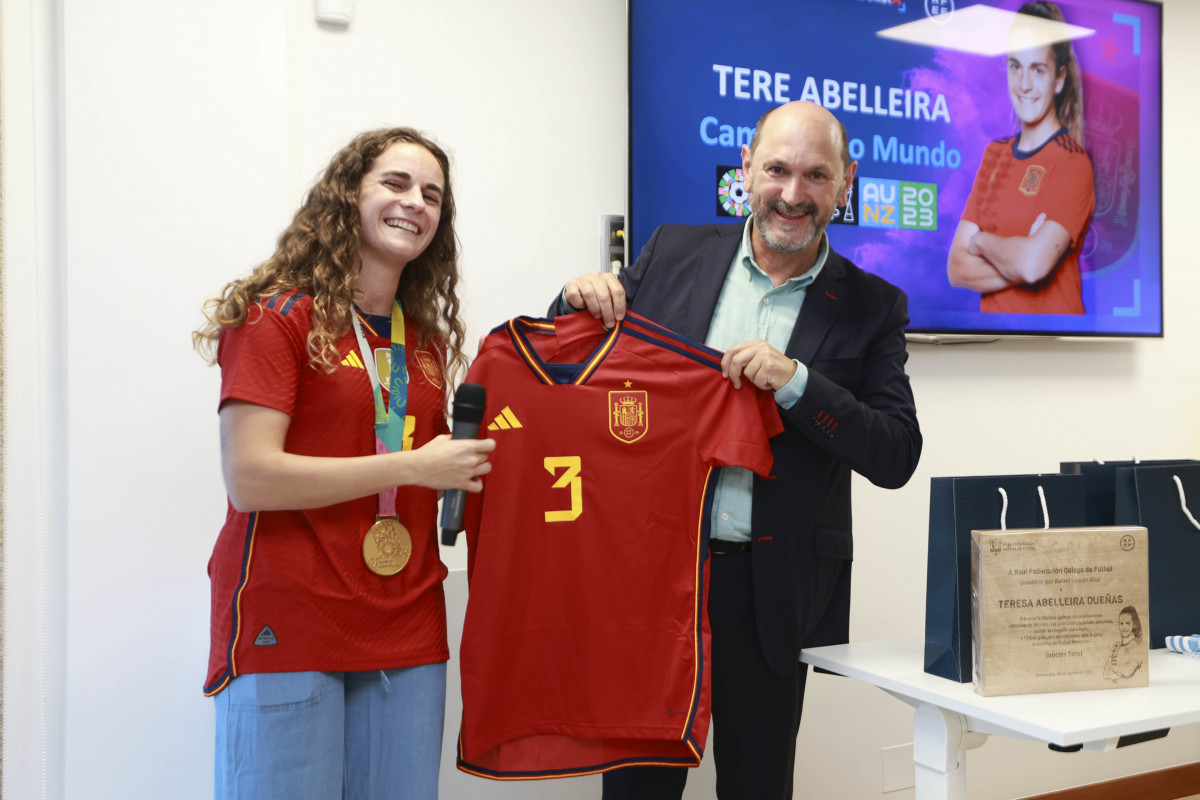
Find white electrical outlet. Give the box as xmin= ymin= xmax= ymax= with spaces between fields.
xmin=601 ymin=215 xmax=625 ymax=273
xmin=315 ymin=0 xmax=353 ymax=26
xmin=882 ymin=743 xmax=915 ymax=793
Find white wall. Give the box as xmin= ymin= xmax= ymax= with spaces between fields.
xmin=3 ymin=0 xmax=1195 ymax=798
xmin=1 ymin=1 xmax=67 ymax=798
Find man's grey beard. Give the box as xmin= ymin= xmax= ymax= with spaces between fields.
xmin=752 ymin=198 xmax=834 ymax=255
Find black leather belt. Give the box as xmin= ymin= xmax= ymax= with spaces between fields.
xmin=709 ymin=539 xmax=752 ymax=555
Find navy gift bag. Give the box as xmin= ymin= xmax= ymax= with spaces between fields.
xmin=1114 ymin=464 xmax=1200 ymax=648
xmin=1061 ymin=460 xmax=1196 ymax=526
xmin=924 ymin=474 xmax=1086 ymax=682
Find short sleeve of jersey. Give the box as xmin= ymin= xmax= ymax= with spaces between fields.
xmin=686 ymin=367 xmax=782 ymax=478
xmin=217 ymin=304 xmax=307 ymax=416
xmin=1038 ymin=148 xmax=1095 ymax=245
xmin=960 ymin=140 xmax=1002 ymax=227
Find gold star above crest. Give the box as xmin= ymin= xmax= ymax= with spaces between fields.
xmin=624 ymin=380 xmax=633 ymax=388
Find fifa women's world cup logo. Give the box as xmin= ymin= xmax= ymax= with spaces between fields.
xmin=609 ymin=390 xmax=648 ymax=444
xmin=716 ymin=166 xmax=751 ymax=217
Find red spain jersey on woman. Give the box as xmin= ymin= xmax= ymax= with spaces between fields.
xmin=456 ymin=311 xmax=783 ymax=779
xmin=962 ymin=129 xmax=1094 ymax=315
xmin=204 ymin=289 xmax=450 ymax=696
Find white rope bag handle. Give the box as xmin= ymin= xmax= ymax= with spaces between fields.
xmin=1172 ymin=475 xmax=1200 ymax=531
xmin=997 ymin=485 xmax=1050 ymax=531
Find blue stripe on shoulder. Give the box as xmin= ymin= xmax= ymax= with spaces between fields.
xmin=265 ymin=289 xmax=308 ymax=317
xmin=624 ymin=315 xmax=723 ymax=358
xmin=1053 ymin=130 xmax=1085 ymax=155
xmin=621 ymin=319 xmax=723 ymax=372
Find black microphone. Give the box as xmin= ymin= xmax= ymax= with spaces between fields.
xmin=440 ymin=382 xmax=487 ymax=545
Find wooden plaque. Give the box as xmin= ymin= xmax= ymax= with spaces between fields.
xmin=971 ymin=526 xmax=1149 ymax=697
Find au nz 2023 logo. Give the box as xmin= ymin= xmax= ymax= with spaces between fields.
xmin=833 ymin=176 xmax=938 ymax=231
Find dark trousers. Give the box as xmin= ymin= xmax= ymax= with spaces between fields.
xmin=602 ymin=550 xmax=810 ymax=800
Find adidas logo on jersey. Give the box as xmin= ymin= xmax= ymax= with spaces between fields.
xmin=254 ymin=625 xmax=278 ymax=646
xmin=487 ymin=406 xmax=523 ymax=431
xmin=341 ymin=351 xmax=365 ymax=369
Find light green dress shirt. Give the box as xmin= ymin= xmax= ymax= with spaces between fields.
xmin=707 ymin=223 xmax=829 ymax=543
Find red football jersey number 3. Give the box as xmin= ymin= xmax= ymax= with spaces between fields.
xmin=544 ymin=456 xmax=583 ymax=522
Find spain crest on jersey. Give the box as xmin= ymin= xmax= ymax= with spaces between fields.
xmin=1019 ymin=165 xmax=1046 ymax=196
xmin=609 ymin=390 xmax=648 ymax=444
xmin=413 ymin=348 xmax=444 ymax=389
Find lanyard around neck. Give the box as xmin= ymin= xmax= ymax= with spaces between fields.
xmin=351 ymin=299 xmax=410 ymax=517
xmin=351 ymin=299 xmax=410 ymax=452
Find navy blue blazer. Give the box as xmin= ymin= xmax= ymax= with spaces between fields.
xmin=555 ymin=221 xmax=922 ymax=676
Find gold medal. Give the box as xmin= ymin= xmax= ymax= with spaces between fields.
xmin=362 ymin=515 xmax=412 ymax=576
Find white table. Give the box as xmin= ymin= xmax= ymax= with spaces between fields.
xmin=800 ymin=639 xmax=1200 ymax=800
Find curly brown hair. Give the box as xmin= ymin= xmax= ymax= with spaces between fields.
xmin=193 ymin=127 xmax=467 ymax=390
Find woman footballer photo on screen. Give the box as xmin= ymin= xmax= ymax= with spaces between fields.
xmin=947 ymin=1 xmax=1096 ymax=315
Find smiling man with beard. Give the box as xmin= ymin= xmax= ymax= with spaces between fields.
xmin=743 ymin=102 xmax=852 ymax=264
xmin=553 ymin=100 xmax=921 ymax=799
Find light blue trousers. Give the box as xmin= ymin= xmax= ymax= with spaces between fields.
xmin=213 ymin=663 xmax=446 ymax=800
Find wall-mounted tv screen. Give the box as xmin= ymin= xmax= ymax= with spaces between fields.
xmin=629 ymin=0 xmax=1163 ymax=339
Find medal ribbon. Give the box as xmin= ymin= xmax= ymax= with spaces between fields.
xmin=351 ymin=299 xmax=410 ymax=517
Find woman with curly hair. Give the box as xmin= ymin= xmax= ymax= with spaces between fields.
xmin=947 ymin=0 xmax=1095 ymax=315
xmin=195 ymin=127 xmax=494 ymax=799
